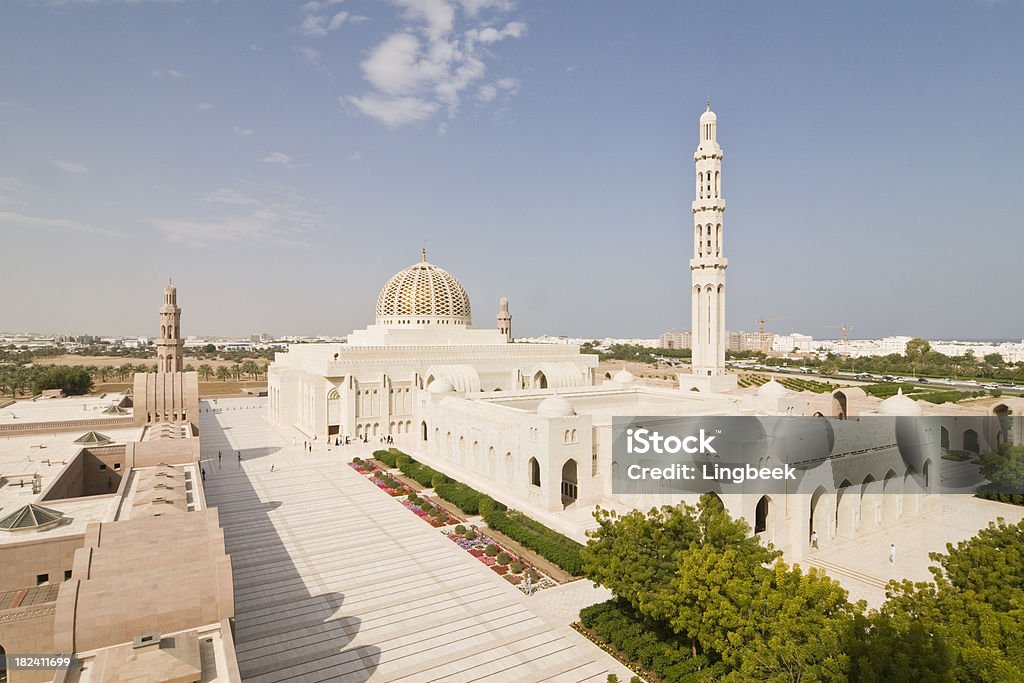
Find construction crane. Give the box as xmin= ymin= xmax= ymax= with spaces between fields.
xmin=825 ymin=324 xmax=854 ymax=357
xmin=756 ymin=315 xmax=790 ymax=354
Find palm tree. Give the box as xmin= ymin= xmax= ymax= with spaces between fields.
xmin=241 ymin=360 xmax=259 ymax=380
xmin=216 ymin=366 xmax=231 ymax=382
xmin=231 ymin=364 xmax=243 ymax=381
xmin=198 ymin=364 xmax=213 ymax=381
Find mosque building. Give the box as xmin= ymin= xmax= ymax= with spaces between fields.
xmin=268 ymin=104 xmax=1023 ymax=560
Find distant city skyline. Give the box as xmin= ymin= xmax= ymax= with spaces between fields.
xmin=2 ymin=1 xmax=1023 ymax=340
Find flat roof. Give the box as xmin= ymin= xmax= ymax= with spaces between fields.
xmin=0 ymin=428 xmax=137 ymax=544
xmin=0 ymin=392 xmax=134 ymax=424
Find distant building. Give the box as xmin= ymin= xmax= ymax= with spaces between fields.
xmin=659 ymin=331 xmax=691 ymax=349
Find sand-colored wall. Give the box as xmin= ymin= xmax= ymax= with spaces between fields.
xmin=0 ymin=607 xmax=59 ymax=683
xmin=0 ymin=535 xmax=84 ymax=594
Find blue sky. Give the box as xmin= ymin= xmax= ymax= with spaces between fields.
xmin=1 ymin=0 xmax=1022 ymax=341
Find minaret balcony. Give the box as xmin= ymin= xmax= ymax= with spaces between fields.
xmin=691 ymin=199 xmax=725 ymax=212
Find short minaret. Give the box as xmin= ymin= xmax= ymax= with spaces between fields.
xmin=680 ymin=100 xmax=736 ymax=393
xmin=497 ymin=296 xmax=512 ymax=342
xmin=156 ymin=279 xmax=184 ymax=373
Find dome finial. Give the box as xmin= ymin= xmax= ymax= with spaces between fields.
xmin=706 ymin=95 xmax=711 ymax=112
xmin=422 ymin=242 xmax=427 ymax=262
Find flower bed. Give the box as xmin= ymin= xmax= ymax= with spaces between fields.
xmin=348 ymin=458 xmax=379 ymax=475
xmin=370 ymin=474 xmax=412 ymax=497
xmin=402 ymin=493 xmax=461 ymax=528
xmin=444 ymin=525 xmax=555 ymax=592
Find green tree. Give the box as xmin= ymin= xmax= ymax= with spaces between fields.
xmin=722 ymin=562 xmax=857 ymax=682
xmin=905 ymin=338 xmax=931 ymax=360
xmin=240 ymin=360 xmax=259 ymax=380
xmin=216 ymin=366 xmax=231 ymax=381
xmin=202 ymin=343 xmax=217 ymax=354
xmin=32 ymin=365 xmax=94 ymax=395
xmin=197 ymin=364 xmax=214 ymax=381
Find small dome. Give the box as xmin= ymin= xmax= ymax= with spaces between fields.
xmin=537 ymin=395 xmax=575 ymax=418
xmin=757 ymin=379 xmax=789 ymax=398
xmin=878 ymin=388 xmax=922 ymax=416
xmin=613 ymin=368 xmax=636 ymax=386
xmin=427 ymin=378 xmax=454 ymax=394
xmin=700 ymin=108 xmax=717 ymax=123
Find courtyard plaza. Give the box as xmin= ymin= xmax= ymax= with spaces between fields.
xmin=199 ymin=397 xmax=629 ymax=683
xmin=806 ymin=491 xmax=1024 ymax=607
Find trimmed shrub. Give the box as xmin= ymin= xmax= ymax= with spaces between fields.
xmin=399 ymin=459 xmax=443 ymax=487
xmin=352 ymin=456 xmax=363 ymax=464
xmin=420 ymin=501 xmax=434 ymax=513
xmin=477 ymin=494 xmax=497 ymax=518
xmin=496 ymin=552 xmax=511 ymax=565
xmin=454 ymin=524 xmax=467 ymax=535
xmin=484 ymin=509 xmax=584 ymax=575
xmin=431 ymin=472 xmax=447 ymax=488
xmin=396 ymin=453 xmax=412 ymax=467
xmin=484 ymin=544 xmax=499 ymax=557
xmin=435 ymin=481 xmax=482 ymax=515
xmin=579 ymin=600 xmax=714 ymax=681
xmin=464 ymin=529 xmax=478 ymax=541
xmin=509 ymin=560 xmax=523 ymax=574
xmin=377 ymin=449 xmax=409 ymax=468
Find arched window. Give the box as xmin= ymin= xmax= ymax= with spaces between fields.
xmin=529 ymin=457 xmax=541 ymax=487
xmin=421 ymin=421 xmax=428 ymax=441
xmin=755 ymin=495 xmax=770 ymax=534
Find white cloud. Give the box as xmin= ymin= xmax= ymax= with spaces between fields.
xmin=495 ymin=76 xmax=520 ymax=93
xmin=151 ymin=184 xmax=325 ymax=248
xmin=476 ymin=84 xmax=497 ymax=102
xmin=297 ymin=46 xmax=323 ymax=67
xmin=232 ymin=126 xmax=254 ymax=136
xmin=346 ymin=0 xmax=526 ymax=127
xmin=0 ymin=211 xmax=117 ymax=237
xmin=195 ymin=101 xmax=213 ymax=112
xmin=343 ymin=93 xmax=439 ymax=127
xmin=203 ymin=188 xmax=260 ymax=206
xmin=150 ymin=67 xmax=185 ymax=79
xmin=437 ymin=121 xmax=448 ymax=136
xmin=458 ymin=0 xmax=514 ymax=17
xmin=53 ymin=160 xmax=90 ymax=174
xmin=261 ymin=152 xmax=293 ymax=165
xmin=350 ymin=151 xmax=363 ymax=161
xmin=299 ymin=0 xmax=350 ymax=37
xmin=470 ymin=20 xmax=525 ymax=44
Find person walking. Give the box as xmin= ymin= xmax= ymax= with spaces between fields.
xmin=201 ymin=467 xmax=206 ymax=481
xmin=889 ymin=543 xmax=896 ymax=565
xmin=237 ymin=451 xmax=242 ymax=463
xmin=218 ymin=451 xmax=222 ymax=465
xmin=271 ymin=464 xmax=276 ymax=472
xmin=811 ymin=530 xmax=818 ymax=549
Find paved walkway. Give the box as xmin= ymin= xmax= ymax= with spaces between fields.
xmin=807 ymin=494 xmax=1024 ymax=607
xmin=200 ymin=399 xmax=629 ymax=683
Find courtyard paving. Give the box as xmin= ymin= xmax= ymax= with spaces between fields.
xmin=199 ymin=398 xmax=630 ymax=683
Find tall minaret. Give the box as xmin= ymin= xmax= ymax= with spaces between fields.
xmin=690 ymin=100 xmax=727 ymax=377
xmin=497 ymin=296 xmax=512 ymax=342
xmin=156 ymin=279 xmax=184 ymax=374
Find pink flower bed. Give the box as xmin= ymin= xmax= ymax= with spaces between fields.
xmin=348 ymin=462 xmax=378 ymax=475
xmin=444 ymin=526 xmax=544 ymax=587
xmin=402 ymin=498 xmax=461 ymax=528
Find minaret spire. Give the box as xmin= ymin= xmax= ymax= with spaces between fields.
xmin=690 ymin=101 xmax=727 ymax=378
xmin=422 ymin=242 xmax=427 ymax=262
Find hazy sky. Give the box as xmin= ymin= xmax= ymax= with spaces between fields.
xmin=2 ymin=1 xmax=1022 ymax=341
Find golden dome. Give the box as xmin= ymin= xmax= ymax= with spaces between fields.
xmin=375 ymin=260 xmax=472 ymax=326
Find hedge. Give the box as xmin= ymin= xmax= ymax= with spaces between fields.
xmin=484 ymin=509 xmax=584 ymax=575
xmin=435 ymin=480 xmax=483 ymax=515
xmin=399 ymin=460 xmax=444 ymax=487
xmin=372 ymin=448 xmax=404 ymax=468
xmin=579 ymin=600 xmax=720 ymax=682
